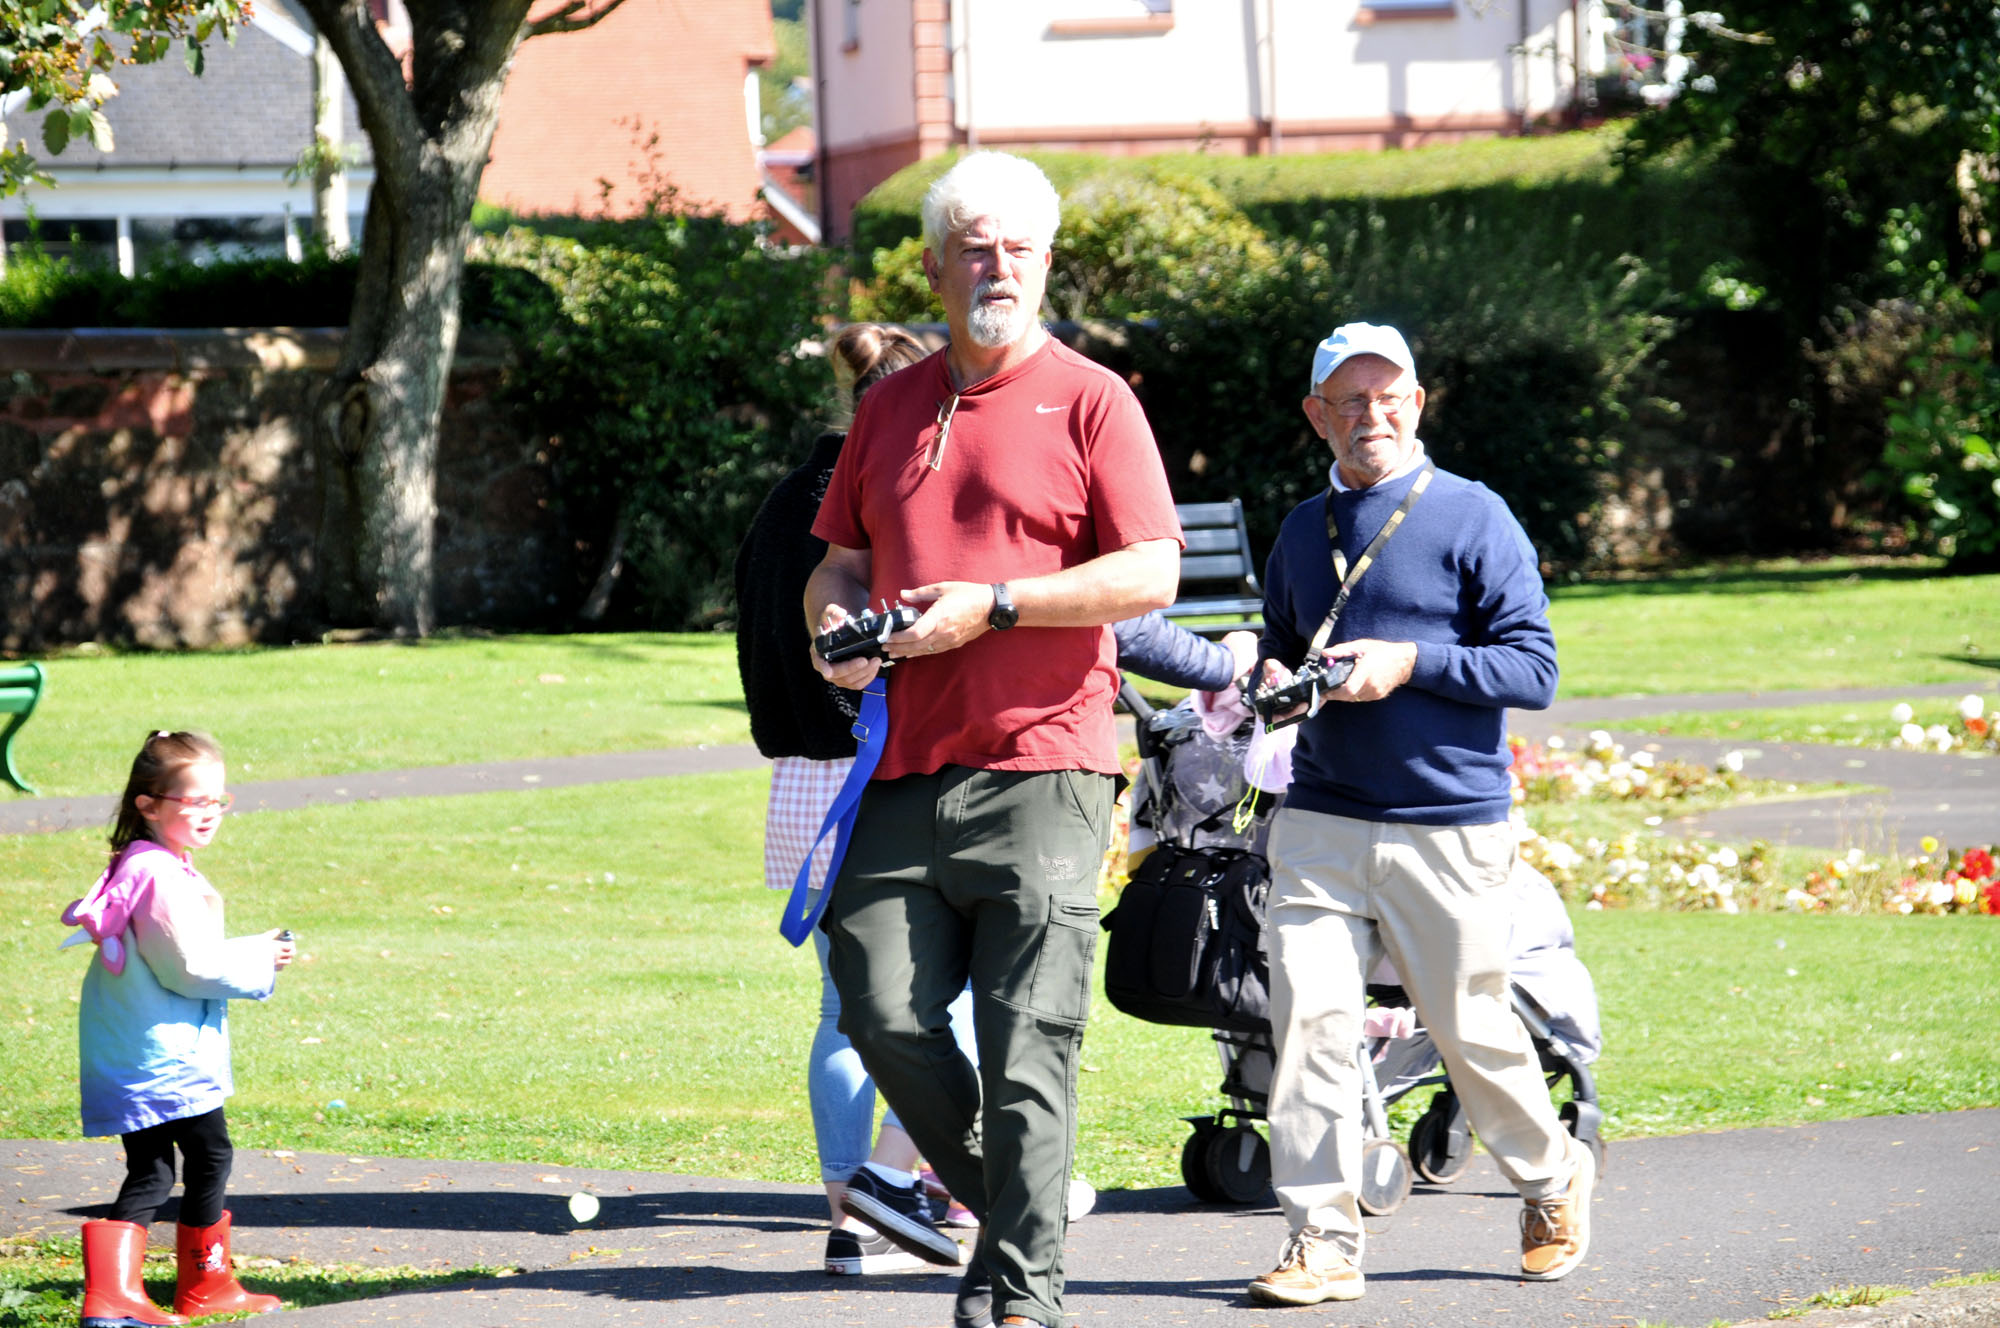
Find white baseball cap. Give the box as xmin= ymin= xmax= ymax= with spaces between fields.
xmin=1310 ymin=322 xmax=1416 ymax=388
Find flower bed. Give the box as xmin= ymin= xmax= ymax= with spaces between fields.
xmin=1511 ymin=732 xmax=2000 ymax=916
xmin=1887 ymin=694 xmax=1997 ymax=754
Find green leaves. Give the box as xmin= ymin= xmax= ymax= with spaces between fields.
xmin=469 ymin=208 xmax=833 ymax=627
xmin=0 ymin=0 xmax=248 ymax=192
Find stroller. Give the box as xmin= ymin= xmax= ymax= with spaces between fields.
xmin=1105 ymin=682 xmax=1606 ymax=1214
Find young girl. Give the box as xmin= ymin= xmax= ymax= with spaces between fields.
xmin=60 ymin=731 xmax=293 ymax=1326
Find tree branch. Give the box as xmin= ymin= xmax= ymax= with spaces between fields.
xmin=290 ymin=0 xmax=427 ymax=183
xmin=526 ymin=0 xmax=633 ymax=40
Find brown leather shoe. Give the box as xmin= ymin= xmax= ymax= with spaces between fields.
xmin=1247 ymin=1227 xmax=1365 ymax=1306
xmin=1521 ymin=1144 xmax=1596 ymax=1281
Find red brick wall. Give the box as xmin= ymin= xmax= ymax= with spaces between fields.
xmin=481 ymin=0 xmax=776 ymax=220
xmin=0 ymin=331 xmax=572 ymax=650
xmin=823 ymin=133 xmax=924 ymax=244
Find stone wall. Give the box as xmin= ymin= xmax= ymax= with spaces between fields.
xmin=0 ymin=329 xmax=570 ymax=651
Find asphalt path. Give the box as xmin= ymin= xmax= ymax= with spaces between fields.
xmin=6 ymin=1112 xmax=1998 ymax=1328
xmin=4 ymin=683 xmax=1995 ymax=851
xmin=1512 ymin=684 xmax=2000 ymax=852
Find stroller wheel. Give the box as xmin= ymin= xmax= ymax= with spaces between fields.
xmin=1200 ymin=1123 xmax=1271 ymax=1206
xmin=1357 ymin=1138 xmax=1413 ymax=1216
xmin=1410 ymin=1091 xmax=1474 ymax=1185
xmin=1180 ymin=1118 xmax=1229 ymax=1204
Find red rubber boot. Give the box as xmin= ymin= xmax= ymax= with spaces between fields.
xmin=172 ymin=1211 xmax=281 ymax=1317
xmin=79 ymin=1219 xmax=187 ymax=1327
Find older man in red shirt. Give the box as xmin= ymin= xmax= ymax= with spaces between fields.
xmin=806 ymin=151 xmax=1181 ymax=1328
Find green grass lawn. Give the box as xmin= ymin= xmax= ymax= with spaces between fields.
xmin=3 ymin=560 xmax=1996 ymax=1205
xmin=6 ymin=776 xmax=1995 ymax=1193
xmin=8 ymin=633 xmax=749 ymax=798
xmin=1545 ymin=559 xmax=2000 ymax=696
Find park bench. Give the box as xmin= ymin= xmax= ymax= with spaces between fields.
xmin=1164 ymin=499 xmax=1263 ymax=637
xmin=1 ymin=661 xmax=46 ymax=795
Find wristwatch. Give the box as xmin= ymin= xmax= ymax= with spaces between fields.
xmin=988 ymin=582 xmax=1018 ymax=631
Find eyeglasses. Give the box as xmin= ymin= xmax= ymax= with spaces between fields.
xmin=928 ymin=393 xmax=960 ymax=470
xmin=1319 ymin=391 xmax=1414 ymax=419
xmin=157 ymin=793 xmax=234 ymax=814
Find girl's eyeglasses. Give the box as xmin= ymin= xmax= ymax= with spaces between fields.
xmin=157 ymin=793 xmax=234 ymax=813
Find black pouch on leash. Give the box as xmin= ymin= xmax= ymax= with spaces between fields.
xmin=1101 ymin=843 xmax=1272 ymax=1035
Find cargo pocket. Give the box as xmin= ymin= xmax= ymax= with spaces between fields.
xmin=1027 ymin=895 xmax=1099 ymax=1026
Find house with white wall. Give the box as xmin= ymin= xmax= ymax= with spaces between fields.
xmin=0 ymin=1 xmax=373 ymax=276
xmin=0 ymin=0 xmax=790 ymax=276
xmin=809 ymin=0 xmax=1639 ymax=242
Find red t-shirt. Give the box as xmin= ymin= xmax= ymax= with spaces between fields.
xmin=813 ymin=338 xmax=1182 ymax=778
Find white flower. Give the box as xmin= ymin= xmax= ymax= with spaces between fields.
xmin=1721 ymin=751 xmax=1745 ymax=773
xmin=1546 ymin=735 xmax=1566 ymax=750
xmin=1899 ymin=723 xmax=1927 ymax=747
xmin=1631 ymin=751 xmax=1656 ymax=770
xmin=1845 ymin=848 xmax=1864 ymax=866
xmin=1927 ymin=724 xmax=1954 ymax=752
xmin=1711 ymin=847 xmax=1739 ymax=869
xmin=1784 ymin=887 xmax=1816 ymax=910
xmin=1890 ymin=702 xmax=1915 ymax=725
xmin=1608 ymin=760 xmax=1633 ymax=779
xmin=1961 ymin=694 xmax=1987 ymax=722
xmin=1543 ymin=841 xmax=1582 ymax=871
xmin=1926 ymin=879 xmax=1954 ymax=908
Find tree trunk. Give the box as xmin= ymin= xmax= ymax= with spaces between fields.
xmin=301 ymin=0 xmax=530 ymax=636
xmin=314 ymin=172 xmax=469 ymax=634
xmin=310 ymin=33 xmax=351 ymax=252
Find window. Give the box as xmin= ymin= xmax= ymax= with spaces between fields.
xmin=1047 ymin=0 xmax=1173 ymax=38
xmin=1355 ymin=0 xmax=1454 ymax=22
xmin=842 ymin=0 xmax=861 ymax=51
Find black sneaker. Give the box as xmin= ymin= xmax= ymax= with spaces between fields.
xmin=953 ymin=1240 xmax=992 ymax=1328
xmin=839 ymin=1166 xmax=964 ymax=1266
xmin=824 ymin=1226 xmax=928 ymax=1275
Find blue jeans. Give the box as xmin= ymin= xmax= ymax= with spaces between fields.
xmin=810 ymin=926 xmax=976 ymax=1184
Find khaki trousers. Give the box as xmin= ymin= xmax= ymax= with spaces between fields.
xmin=1265 ymin=807 xmax=1574 ymax=1262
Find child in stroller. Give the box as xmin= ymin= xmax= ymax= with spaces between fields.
xmin=1108 ymin=683 xmax=1604 ymax=1213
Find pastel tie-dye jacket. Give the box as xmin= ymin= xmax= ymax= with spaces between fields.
xmin=69 ymin=842 xmax=277 ymax=1137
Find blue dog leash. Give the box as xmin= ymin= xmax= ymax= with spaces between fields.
xmin=778 ymin=676 xmax=887 ymax=947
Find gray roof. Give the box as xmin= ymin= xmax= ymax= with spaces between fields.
xmin=42 ymin=9 xmax=371 ymax=172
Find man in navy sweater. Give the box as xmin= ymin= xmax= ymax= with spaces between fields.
xmin=1246 ymin=323 xmax=1593 ymax=1306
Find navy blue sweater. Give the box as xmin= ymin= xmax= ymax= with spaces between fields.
xmin=1258 ymin=463 xmax=1557 ymax=826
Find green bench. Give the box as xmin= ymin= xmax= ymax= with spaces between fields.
xmin=1 ymin=661 xmax=46 ymax=794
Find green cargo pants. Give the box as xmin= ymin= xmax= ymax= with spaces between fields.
xmin=824 ymin=764 xmax=1113 ymax=1328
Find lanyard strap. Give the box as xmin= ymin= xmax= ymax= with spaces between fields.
xmin=778 ymin=676 xmax=888 ymax=947
xmin=1306 ymin=463 xmax=1434 ymax=655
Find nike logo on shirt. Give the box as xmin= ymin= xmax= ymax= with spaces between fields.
xmin=1035 ymin=403 xmax=1065 ymax=414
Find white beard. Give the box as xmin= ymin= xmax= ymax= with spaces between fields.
xmin=967 ymin=294 xmax=1032 ymax=348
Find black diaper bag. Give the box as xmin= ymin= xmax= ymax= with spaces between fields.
xmin=1100 ymin=843 xmax=1273 ymax=1035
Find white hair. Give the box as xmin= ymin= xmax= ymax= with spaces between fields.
xmin=920 ymin=151 xmax=1061 ymax=253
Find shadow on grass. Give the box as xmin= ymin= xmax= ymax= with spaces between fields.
xmin=1945 ymin=654 xmax=2000 ymax=674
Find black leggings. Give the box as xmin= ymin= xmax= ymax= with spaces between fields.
xmin=110 ymin=1107 xmax=232 ymax=1228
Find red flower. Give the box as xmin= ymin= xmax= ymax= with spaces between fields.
xmin=1985 ymin=879 xmax=2000 ymax=916
xmin=1968 ymin=716 xmax=1989 ymax=736
xmin=1962 ymin=847 xmax=1997 ymax=882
